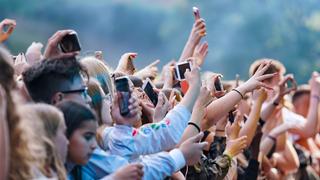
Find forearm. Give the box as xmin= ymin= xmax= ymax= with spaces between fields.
xmin=206 ymin=87 xmax=245 ymax=124
xmin=179 ymin=84 xmax=200 ymax=112
xmin=239 ymin=100 xmax=263 ymax=147
xmin=179 ymin=38 xmax=197 ymax=62
xmin=178 ymin=103 xmax=204 ymax=145
xmin=302 ymin=96 xmax=319 ymax=137
xmin=261 ymin=94 xmax=281 ymax=121
xmin=276 ymin=141 xmax=299 ymax=174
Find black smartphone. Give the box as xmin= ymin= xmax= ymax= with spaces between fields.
xmin=143 ymin=78 xmax=158 ymax=107
xmin=59 ymin=31 xmax=81 ymax=53
xmin=228 ymin=111 xmax=235 ymax=124
xmin=214 ymin=76 xmax=224 ymax=91
xmin=175 ymin=61 xmax=191 ymax=80
xmin=115 ymin=76 xmax=131 ymax=116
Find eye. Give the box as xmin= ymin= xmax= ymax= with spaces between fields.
xmin=83 ymin=133 xmax=95 ymax=141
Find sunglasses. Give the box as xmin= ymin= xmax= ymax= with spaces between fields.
xmin=61 ymin=86 xmax=89 ymax=100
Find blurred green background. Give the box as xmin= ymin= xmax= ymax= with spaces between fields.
xmin=2 ymin=0 xmax=320 ymax=83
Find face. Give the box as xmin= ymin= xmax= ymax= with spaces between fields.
xmin=54 ymin=75 xmax=92 ymax=106
xmin=68 ymin=121 xmax=98 ymax=165
xmin=53 ymin=121 xmax=69 ymax=163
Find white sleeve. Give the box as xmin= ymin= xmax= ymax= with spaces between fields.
xmin=141 ymin=149 xmax=186 ymax=180
xmin=104 ymin=105 xmax=191 ymax=160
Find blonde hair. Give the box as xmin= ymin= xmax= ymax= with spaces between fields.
xmin=87 ymin=78 xmax=106 ymax=125
xmin=0 ymin=46 xmax=36 ymax=179
xmin=20 ymin=103 xmax=67 ymax=180
xmin=80 ymin=56 xmax=114 ymax=97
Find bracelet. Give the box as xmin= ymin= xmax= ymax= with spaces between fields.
xmin=267 ymin=135 xmax=277 ymax=142
xmin=215 ymin=129 xmax=225 ymax=132
xmin=188 ymin=122 xmax=201 ymax=133
xmin=232 ymin=89 xmax=244 ymax=99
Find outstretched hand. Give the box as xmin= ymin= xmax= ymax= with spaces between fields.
xmin=179 ymin=132 xmax=208 ymax=165
xmin=241 ymin=61 xmax=276 ymax=93
xmin=116 ymin=52 xmax=138 ymax=75
xmin=193 ymin=41 xmax=208 ymax=67
xmin=0 ymin=19 xmax=16 ymax=43
xmin=135 ymin=59 xmax=160 ymax=80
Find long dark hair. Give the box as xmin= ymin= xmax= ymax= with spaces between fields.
xmin=56 ymin=100 xmax=97 ymax=139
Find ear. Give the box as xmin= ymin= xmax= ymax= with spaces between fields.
xmin=51 ymin=92 xmax=64 ymax=105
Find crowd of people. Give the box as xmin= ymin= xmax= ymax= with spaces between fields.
xmin=1 ymin=7 xmax=320 ymax=180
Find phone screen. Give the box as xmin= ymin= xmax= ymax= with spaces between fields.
xmin=144 ymin=81 xmax=158 ymax=107
xmin=115 ymin=77 xmax=130 ymax=92
xmin=228 ymin=111 xmax=235 ymax=123
xmin=177 ymin=62 xmax=191 ymax=80
xmin=60 ymin=32 xmax=81 ymax=53
xmin=115 ymin=77 xmax=130 ymax=116
xmin=214 ymin=76 xmax=223 ymax=91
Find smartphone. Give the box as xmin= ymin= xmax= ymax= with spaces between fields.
xmin=174 ymin=61 xmax=192 ymax=81
xmin=228 ymin=111 xmax=235 ymax=124
xmin=115 ymin=76 xmax=131 ymax=116
xmin=193 ymin=7 xmax=201 ymax=20
xmin=214 ymin=76 xmax=224 ymax=92
xmin=142 ymin=78 xmax=158 ymax=107
xmin=59 ymin=31 xmax=81 ymax=53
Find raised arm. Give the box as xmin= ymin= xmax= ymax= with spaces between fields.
xmin=288 ymin=72 xmax=320 ymax=138
xmin=179 ymin=18 xmax=206 ymax=62
xmin=206 ymin=61 xmax=275 ymax=125
xmin=260 ymin=74 xmax=296 ymax=121
xmin=179 ymin=85 xmax=210 ymax=145
xmin=239 ymin=88 xmax=267 ymax=147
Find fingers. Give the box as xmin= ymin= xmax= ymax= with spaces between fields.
xmin=48 ymin=29 xmax=73 ymax=47
xmin=258 ymin=82 xmax=273 ymax=90
xmin=198 ymin=142 xmax=208 ymax=149
xmin=148 ymin=59 xmax=160 ymax=67
xmin=156 ymin=92 xmax=165 ymax=107
xmin=256 ymin=73 xmax=276 ymax=81
xmin=189 ymin=132 xmax=204 ymax=143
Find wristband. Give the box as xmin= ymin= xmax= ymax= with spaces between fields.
xmin=188 ymin=122 xmax=201 ymax=133
xmin=232 ymin=89 xmax=244 ymax=99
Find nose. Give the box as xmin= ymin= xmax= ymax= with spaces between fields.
xmin=90 ymin=139 xmax=97 ymax=150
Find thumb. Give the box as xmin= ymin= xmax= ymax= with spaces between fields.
xmin=198 ymin=142 xmax=208 ymax=149
xmin=156 ymin=92 xmax=164 ymax=107
xmin=188 ymin=132 xmax=204 ymax=143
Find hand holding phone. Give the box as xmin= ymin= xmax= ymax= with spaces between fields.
xmin=115 ymin=76 xmax=131 ymax=116
xmin=174 ymin=61 xmax=192 ymax=81
xmin=214 ymin=75 xmax=224 ymax=92
xmin=142 ymin=78 xmax=158 ymax=107
xmin=193 ymin=7 xmax=201 ymax=20
xmin=59 ymin=31 xmax=81 ymax=53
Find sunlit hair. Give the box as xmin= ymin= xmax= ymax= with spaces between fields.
xmin=80 ymin=56 xmax=114 ymax=98
xmin=0 ymin=46 xmax=35 ymax=179
xmin=249 ymin=58 xmax=286 ymax=77
xmin=20 ymin=104 xmax=67 ymax=180
xmin=87 ymin=78 xmax=109 ymax=125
